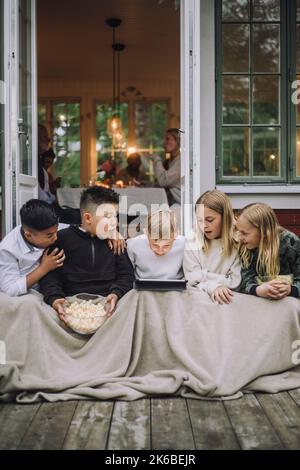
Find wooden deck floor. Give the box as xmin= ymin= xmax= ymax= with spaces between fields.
xmin=1 ymin=389 xmax=300 ymax=450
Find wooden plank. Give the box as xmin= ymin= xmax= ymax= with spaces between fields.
xmin=187 ymin=399 xmax=240 ymax=450
xmin=289 ymin=388 xmax=300 ymax=406
xmin=224 ymin=394 xmax=283 ymax=450
xmin=63 ymin=401 xmax=114 ymax=450
xmin=257 ymin=392 xmax=300 ymax=450
xmin=0 ymin=403 xmax=40 ymax=450
xmin=151 ymin=398 xmax=195 ymax=450
xmin=19 ymin=401 xmax=77 ymax=450
xmin=108 ymin=400 xmax=150 ymax=450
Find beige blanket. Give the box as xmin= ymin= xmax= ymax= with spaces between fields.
xmin=0 ymin=289 xmax=300 ymax=403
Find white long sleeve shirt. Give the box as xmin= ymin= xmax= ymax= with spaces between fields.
xmin=0 ymin=224 xmax=67 ymax=297
xmin=153 ymin=155 xmax=181 ymax=204
xmin=183 ymin=237 xmax=242 ymax=295
xmin=127 ymin=234 xmax=185 ymax=280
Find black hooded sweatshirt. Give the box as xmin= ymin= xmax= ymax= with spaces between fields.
xmin=39 ymin=225 xmax=134 ymax=306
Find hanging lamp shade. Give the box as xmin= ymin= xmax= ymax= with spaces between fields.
xmin=105 ymin=19 xmax=125 ymax=139
xmin=107 ymin=115 xmax=122 ymax=136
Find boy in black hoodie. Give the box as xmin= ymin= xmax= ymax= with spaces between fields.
xmin=40 ymin=186 xmax=134 ymax=319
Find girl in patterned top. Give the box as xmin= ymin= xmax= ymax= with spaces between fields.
xmin=236 ymin=203 xmax=300 ymax=299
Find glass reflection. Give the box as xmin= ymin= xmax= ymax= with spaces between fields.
xmin=253 ymin=76 xmax=279 ymax=125
xmin=222 ymin=0 xmax=249 ymax=21
xmin=223 ymin=24 xmax=249 ymax=73
xmin=253 ymin=127 xmax=280 ymax=176
xmin=253 ymin=24 xmax=280 ymax=73
xmin=223 ymin=76 xmax=249 ymax=124
xmin=222 ymin=127 xmax=250 ymax=176
xmin=253 ymin=0 xmax=280 ymax=22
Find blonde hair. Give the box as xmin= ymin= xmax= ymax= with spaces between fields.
xmin=238 ymin=203 xmax=284 ymax=277
xmin=195 ymin=190 xmax=236 ymax=257
xmin=146 ymin=209 xmax=178 ymax=241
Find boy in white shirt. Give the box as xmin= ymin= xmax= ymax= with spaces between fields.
xmin=127 ymin=209 xmax=185 ymax=280
xmin=0 ymin=199 xmax=65 ymax=296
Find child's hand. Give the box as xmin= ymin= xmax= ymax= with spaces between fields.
xmin=105 ymin=293 xmax=118 ymax=317
xmin=52 ymin=298 xmax=68 ymax=323
xmin=41 ymin=248 xmax=65 ymax=273
xmin=256 ymin=283 xmax=289 ymax=299
xmin=211 ymin=286 xmax=234 ymax=304
xmin=108 ymin=232 xmax=126 ymax=255
xmin=268 ymin=280 xmax=291 ymax=298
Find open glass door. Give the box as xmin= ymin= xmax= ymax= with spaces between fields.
xmin=0 ymin=0 xmax=4 ymax=238
xmin=6 ymin=0 xmax=37 ymax=228
xmin=180 ymin=0 xmax=200 ymax=235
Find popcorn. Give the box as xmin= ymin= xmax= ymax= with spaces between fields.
xmin=64 ymin=299 xmax=107 ymax=334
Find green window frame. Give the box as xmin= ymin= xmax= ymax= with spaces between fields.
xmin=215 ymin=0 xmax=300 ymax=184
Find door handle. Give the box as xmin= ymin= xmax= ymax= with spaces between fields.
xmin=17 ymin=118 xmax=30 ymax=146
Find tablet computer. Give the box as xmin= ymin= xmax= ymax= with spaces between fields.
xmin=134 ymin=278 xmax=187 ymax=291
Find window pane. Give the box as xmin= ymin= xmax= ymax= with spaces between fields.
xmin=52 ymin=103 xmax=81 ymax=188
xmin=19 ymin=0 xmax=32 ymax=176
xmin=253 ymin=76 xmax=279 ymax=124
xmin=296 ymin=75 xmax=300 ymax=124
xmin=252 ymin=0 xmax=280 ymax=21
xmin=135 ymin=102 xmax=168 ymax=152
xmin=135 ymin=102 xmax=168 ymax=183
xmin=253 ymin=24 xmax=280 ymax=73
xmin=222 ymin=127 xmax=250 ymax=176
xmin=253 ymin=127 xmax=280 ymax=176
xmin=95 ymin=103 xmax=128 ymax=181
xmin=223 ymin=76 xmax=249 ymax=124
xmin=297 ymin=128 xmax=300 ymax=177
xmin=222 ymin=0 xmax=249 ymax=21
xmin=223 ymin=24 xmax=249 ymax=73
xmin=296 ymin=24 xmax=300 ymax=74
xmin=38 ymin=104 xmax=47 ymax=126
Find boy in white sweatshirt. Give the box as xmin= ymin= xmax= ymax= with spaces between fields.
xmin=127 ymin=209 xmax=185 ymax=280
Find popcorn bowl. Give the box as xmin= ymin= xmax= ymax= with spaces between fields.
xmin=64 ymin=293 xmax=108 ymax=335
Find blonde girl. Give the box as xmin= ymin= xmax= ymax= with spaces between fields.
xmin=183 ymin=190 xmax=241 ymax=304
xmin=127 ymin=209 xmax=185 ymax=280
xmin=236 ymin=203 xmax=300 ymax=299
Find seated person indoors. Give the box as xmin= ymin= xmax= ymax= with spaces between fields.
xmin=114 ymin=152 xmax=147 ymax=186
xmin=39 ymin=186 xmax=134 ymax=319
xmin=126 ymin=209 xmax=185 ymax=279
xmin=38 ymin=148 xmax=60 ymax=204
xmin=0 ymin=199 xmax=66 ymax=297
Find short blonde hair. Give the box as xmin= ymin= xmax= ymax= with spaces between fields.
xmin=146 ymin=209 xmax=178 ymax=240
xmin=238 ymin=203 xmax=283 ymax=277
xmin=195 ymin=190 xmax=236 ymax=257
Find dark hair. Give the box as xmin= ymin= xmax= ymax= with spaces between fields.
xmin=20 ymin=199 xmax=59 ymax=231
xmin=38 ymin=149 xmax=56 ymax=189
xmin=41 ymin=148 xmax=56 ymax=162
xmin=80 ymin=186 xmax=119 ymax=213
xmin=166 ymin=128 xmax=181 ymax=146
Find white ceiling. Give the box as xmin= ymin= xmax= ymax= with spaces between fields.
xmin=37 ymin=0 xmax=180 ymax=82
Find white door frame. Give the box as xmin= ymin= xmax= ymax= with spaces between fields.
xmin=180 ymin=0 xmax=201 ymax=236
xmin=4 ymin=0 xmax=38 ymax=233
xmin=3 ymin=0 xmax=13 ymax=233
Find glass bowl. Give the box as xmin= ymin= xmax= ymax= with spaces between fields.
xmin=63 ymin=293 xmax=108 ymax=335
